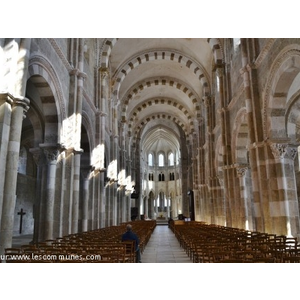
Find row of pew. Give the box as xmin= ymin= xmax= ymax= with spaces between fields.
xmin=3 ymin=220 xmax=156 ymax=263
xmin=170 ymin=220 xmax=300 ymax=263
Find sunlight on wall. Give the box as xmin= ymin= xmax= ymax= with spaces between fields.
xmin=91 ymin=144 xmax=104 ymax=170
xmin=107 ymin=159 xmax=117 ymax=181
xmin=118 ymin=169 xmax=126 ymax=186
xmin=125 ymin=175 xmax=135 ymax=195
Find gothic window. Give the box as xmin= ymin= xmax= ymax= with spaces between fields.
xmin=149 ymin=173 xmax=154 ymax=181
xmin=158 ymin=153 xmax=164 ymax=167
xmin=148 ymin=153 xmax=153 ymax=166
xmin=168 ymin=152 xmax=174 ymax=166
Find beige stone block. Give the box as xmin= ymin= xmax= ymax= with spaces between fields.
xmin=253 ymin=202 xmax=261 ymax=217
xmin=269 ymin=201 xmax=286 ymax=217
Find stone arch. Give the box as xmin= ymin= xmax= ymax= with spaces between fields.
xmin=131 ymin=113 xmax=188 ymax=145
xmin=286 ymin=90 xmax=300 ymax=144
xmin=99 ymin=38 xmax=119 ymax=68
xmin=112 ymin=48 xmax=210 ymax=99
xmin=121 ymin=77 xmax=202 ymax=121
xmin=231 ymin=107 xmax=249 ymax=165
xmin=263 ymin=45 xmax=300 ymax=140
xmin=127 ymin=97 xmax=195 ymax=134
xmin=215 ymin=135 xmax=224 ymax=188
xmin=28 ymin=55 xmax=66 ymax=144
xmin=207 ymin=38 xmax=224 ymax=65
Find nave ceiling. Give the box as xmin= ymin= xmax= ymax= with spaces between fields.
xmin=104 ymin=38 xmax=214 ymax=154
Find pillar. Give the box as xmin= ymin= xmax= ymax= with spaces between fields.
xmin=0 ymin=96 xmax=30 ymax=254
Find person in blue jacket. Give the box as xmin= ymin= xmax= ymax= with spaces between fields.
xmin=122 ymin=224 xmax=141 ymax=263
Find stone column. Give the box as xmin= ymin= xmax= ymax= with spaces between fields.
xmin=29 ymin=147 xmax=43 ymax=244
xmin=0 ymin=96 xmax=29 ymax=255
xmin=72 ymin=150 xmax=82 ymax=233
xmin=81 ymin=167 xmax=90 ymax=232
xmin=240 ymin=39 xmax=269 ymax=232
xmin=0 ymin=93 xmax=14 ymax=227
xmin=236 ymin=165 xmax=250 ymax=230
xmin=41 ymin=145 xmax=60 ymax=241
xmin=216 ymin=66 xmax=234 ymax=227
xmin=269 ymin=143 xmax=300 ymax=237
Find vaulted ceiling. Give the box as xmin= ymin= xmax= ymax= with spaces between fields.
xmin=103 ymin=38 xmax=214 ymax=156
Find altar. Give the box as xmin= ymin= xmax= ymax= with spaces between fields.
xmin=156 ymin=212 xmax=167 ymax=220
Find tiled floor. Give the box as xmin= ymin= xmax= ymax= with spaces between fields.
xmin=141 ymin=224 xmax=192 ymax=263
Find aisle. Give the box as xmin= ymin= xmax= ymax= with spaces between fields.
xmin=141 ymin=225 xmax=192 ymax=263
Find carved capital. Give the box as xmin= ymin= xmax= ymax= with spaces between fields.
xmin=44 ymin=148 xmax=60 ymax=163
xmin=236 ymin=166 xmax=249 ymax=177
xmin=216 ymin=66 xmax=224 ymax=78
xmin=100 ymin=68 xmax=109 ymax=80
xmin=13 ymin=96 xmax=30 ymax=118
xmin=40 ymin=143 xmax=62 ymax=163
xmin=269 ymin=143 xmax=297 ymax=160
xmin=202 ymin=95 xmax=211 ymax=107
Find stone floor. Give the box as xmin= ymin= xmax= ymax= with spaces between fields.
xmin=141 ymin=224 xmax=192 ymax=263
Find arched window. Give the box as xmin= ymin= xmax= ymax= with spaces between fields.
xmin=168 ymin=153 xmax=174 ymax=166
xmin=148 ymin=153 xmax=153 ymax=166
xmin=158 ymin=153 xmax=164 ymax=167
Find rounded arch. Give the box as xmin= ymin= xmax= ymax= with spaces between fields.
xmin=263 ymin=45 xmax=300 ymax=140
xmin=121 ymin=77 xmax=202 ymax=120
xmin=231 ymin=107 xmax=249 ymax=165
xmin=28 ymin=55 xmax=66 ymax=144
xmin=207 ymin=38 xmax=224 ymax=65
xmin=215 ymin=135 xmax=224 ymax=187
xmin=99 ymin=38 xmax=119 ymax=68
xmin=112 ymin=48 xmax=210 ymax=99
xmin=127 ymin=97 xmax=196 ymax=135
xmin=131 ymin=112 xmax=188 ymax=145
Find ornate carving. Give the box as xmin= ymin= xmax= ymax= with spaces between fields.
xmin=270 ymin=143 xmax=287 ymax=159
xmin=216 ymin=66 xmax=224 ymax=78
xmin=269 ymin=143 xmax=297 ymax=160
xmin=236 ymin=166 xmax=249 ymax=177
xmin=43 ymin=148 xmax=60 ymax=163
xmin=13 ymin=96 xmax=30 ymax=118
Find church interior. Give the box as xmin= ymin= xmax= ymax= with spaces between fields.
xmin=1 ymin=38 xmax=300 ymax=265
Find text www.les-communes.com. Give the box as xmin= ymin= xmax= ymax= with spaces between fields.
xmin=1 ymin=253 xmax=102 ymax=262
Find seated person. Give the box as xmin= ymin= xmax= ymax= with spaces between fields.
xmin=121 ymin=224 xmax=141 ymax=263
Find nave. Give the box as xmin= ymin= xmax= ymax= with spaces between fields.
xmin=141 ymin=224 xmax=192 ymax=263
xmin=3 ymin=219 xmax=300 ymax=263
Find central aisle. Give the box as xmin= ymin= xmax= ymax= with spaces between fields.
xmin=141 ymin=225 xmax=192 ymax=263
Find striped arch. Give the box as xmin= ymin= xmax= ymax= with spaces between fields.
xmin=263 ymin=45 xmax=300 ymax=140
xmin=286 ymin=91 xmax=300 ymax=144
xmin=127 ymin=97 xmax=195 ymax=134
xmin=130 ymin=113 xmax=188 ymax=146
xmin=28 ymin=55 xmax=66 ymax=144
xmin=121 ymin=77 xmax=202 ymax=120
xmin=112 ymin=49 xmax=210 ymax=99
xmin=215 ymin=135 xmax=224 ymax=188
xmin=24 ymin=103 xmax=44 ymax=148
xmin=231 ymin=107 xmax=249 ymax=165
xmin=207 ymin=38 xmax=224 ymax=65
xmin=100 ymin=38 xmax=119 ymax=68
